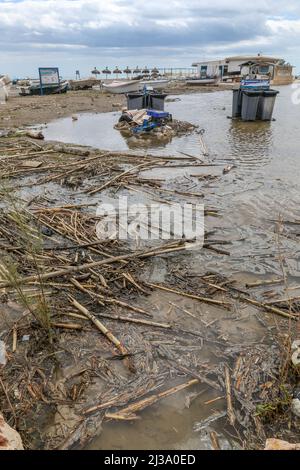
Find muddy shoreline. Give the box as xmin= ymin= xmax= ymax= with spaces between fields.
xmin=0 ymin=87 xmax=299 ymax=451
xmin=0 ymin=83 xmax=232 ymax=128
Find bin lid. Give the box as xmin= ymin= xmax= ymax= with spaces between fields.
xmin=149 ymin=93 xmax=168 ymax=98
xmin=243 ymin=90 xmax=263 ymax=97
xmin=126 ymin=93 xmax=144 ymax=98
xmin=263 ymin=90 xmax=279 ymax=96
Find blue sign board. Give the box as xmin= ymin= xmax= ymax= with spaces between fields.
xmin=39 ymin=68 xmax=60 ymax=95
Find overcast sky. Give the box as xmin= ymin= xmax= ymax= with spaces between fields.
xmin=0 ymin=0 xmax=299 ymax=78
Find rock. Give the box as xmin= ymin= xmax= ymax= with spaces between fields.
xmin=292 ymin=390 xmax=300 ymax=417
xmin=0 ymin=341 xmax=6 ymax=366
xmin=26 ymin=130 xmax=44 ymax=140
xmin=41 ymin=226 xmax=54 ymax=237
xmin=265 ymin=439 xmax=300 ymax=451
xmin=0 ymin=413 xmax=24 ymax=450
xmin=291 ymin=340 xmax=300 ymax=366
xmin=223 ymin=165 xmax=236 ymax=175
xmin=21 ymin=160 xmax=43 ymax=168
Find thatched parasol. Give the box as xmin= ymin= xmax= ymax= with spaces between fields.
xmin=133 ymin=66 xmax=141 ymax=74
xmin=142 ymin=67 xmax=150 ymax=75
xmin=102 ymin=67 xmax=111 ymax=79
xmin=123 ymin=66 xmax=132 ymax=78
xmin=91 ymin=67 xmax=100 ymax=77
xmin=113 ymin=67 xmax=122 ymax=78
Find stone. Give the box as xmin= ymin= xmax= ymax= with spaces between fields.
xmin=0 ymin=413 xmax=24 ymax=451
xmin=291 ymin=396 xmax=300 ymax=418
xmin=291 ymin=340 xmax=300 ymax=366
xmin=265 ymin=439 xmax=300 ymax=451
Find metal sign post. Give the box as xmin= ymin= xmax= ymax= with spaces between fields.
xmin=39 ymin=68 xmax=60 ymax=96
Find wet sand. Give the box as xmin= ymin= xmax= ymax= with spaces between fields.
xmin=0 ymin=90 xmax=127 ymax=128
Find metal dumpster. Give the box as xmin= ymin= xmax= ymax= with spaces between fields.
xmin=232 ymin=89 xmax=243 ymax=118
xmin=241 ymin=90 xmax=262 ymax=121
xmin=257 ymin=89 xmax=279 ymax=121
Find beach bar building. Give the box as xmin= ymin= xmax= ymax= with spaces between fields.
xmin=192 ymin=55 xmax=294 ymax=85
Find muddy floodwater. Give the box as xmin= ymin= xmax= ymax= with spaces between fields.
xmin=44 ymin=85 xmax=300 ymax=280
xmin=41 ymin=86 xmax=300 ymax=449
xmin=3 ymin=86 xmax=299 ymax=450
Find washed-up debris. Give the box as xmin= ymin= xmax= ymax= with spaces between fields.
xmin=18 ymin=80 xmax=69 ymax=96
xmin=223 ymin=165 xmax=236 ymax=174
xmin=15 ymin=129 xmax=45 ymax=140
xmin=292 ymin=390 xmax=300 ymax=418
xmin=0 ymin=413 xmax=24 ymax=450
xmin=265 ymin=439 xmax=300 ymax=451
xmin=0 ymin=341 xmax=6 ymax=366
xmin=0 ymin=135 xmax=299 ymax=450
xmin=115 ymin=108 xmax=197 ymax=143
xmin=291 ymin=340 xmax=300 ymax=367
xmin=193 ymin=411 xmax=227 ymax=432
xmin=0 ymin=75 xmax=11 ymax=104
xmin=21 ymin=160 xmax=43 ymax=168
xmin=69 ymin=78 xmax=101 ymax=91
xmin=165 ymin=97 xmax=181 ymax=103
xmin=196 ymin=128 xmax=209 ymax=156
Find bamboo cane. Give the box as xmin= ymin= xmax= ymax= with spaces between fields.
xmin=69 ymin=297 xmax=135 ymax=372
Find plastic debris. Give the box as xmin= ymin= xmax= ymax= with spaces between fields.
xmin=21 ymin=335 xmax=30 ymax=342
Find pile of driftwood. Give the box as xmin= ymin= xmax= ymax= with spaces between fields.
xmin=0 ymin=136 xmax=299 ymax=450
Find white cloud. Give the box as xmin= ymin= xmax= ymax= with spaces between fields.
xmin=0 ymin=0 xmax=299 ymax=76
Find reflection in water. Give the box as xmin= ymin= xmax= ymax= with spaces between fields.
xmin=228 ymin=120 xmax=273 ymax=169
xmin=121 ymin=131 xmax=173 ymax=150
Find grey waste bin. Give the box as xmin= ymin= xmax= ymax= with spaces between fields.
xmin=241 ymin=90 xmax=262 ymax=121
xmin=149 ymin=93 xmax=167 ymax=111
xmin=126 ymin=93 xmax=144 ymax=110
xmin=257 ymin=90 xmax=279 ymax=121
xmin=127 ymin=92 xmax=167 ymax=111
xmin=232 ymin=89 xmax=243 ymax=118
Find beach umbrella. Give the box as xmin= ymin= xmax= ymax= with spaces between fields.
xmin=102 ymin=67 xmax=111 ymax=79
xmin=151 ymin=71 xmax=159 ymax=78
xmin=142 ymin=67 xmax=150 ymax=75
xmin=113 ymin=67 xmax=122 ymax=78
xmin=133 ymin=66 xmax=141 ymax=75
xmin=91 ymin=67 xmax=100 ymax=78
xmin=123 ymin=66 xmax=132 ymax=79
xmin=151 ymin=67 xmax=159 ymax=74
